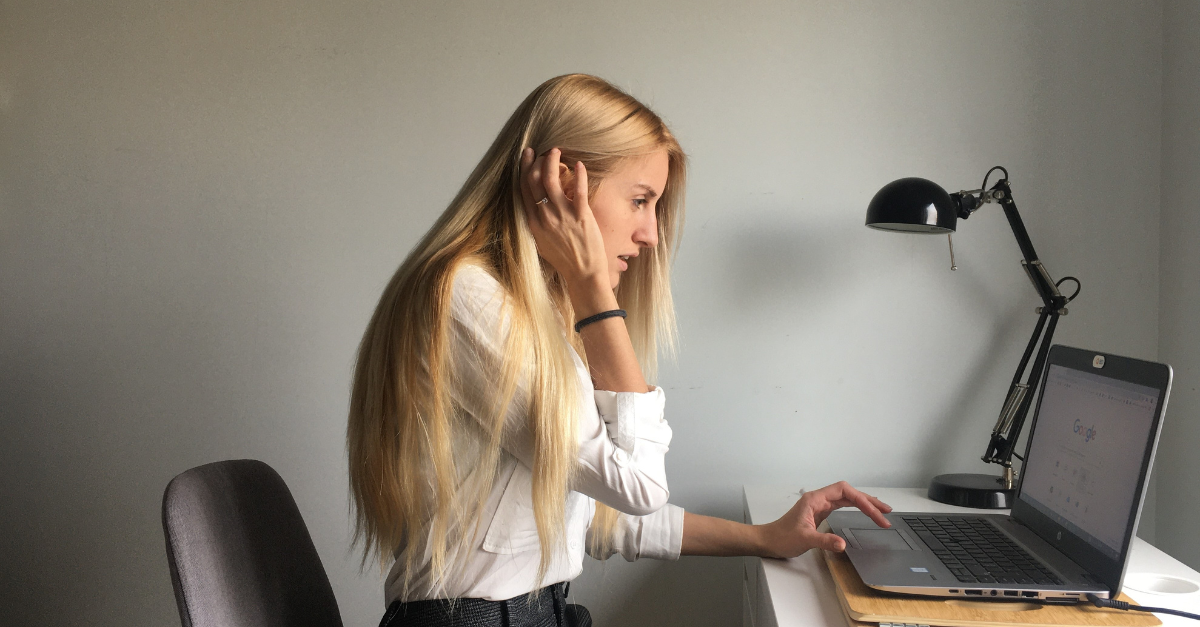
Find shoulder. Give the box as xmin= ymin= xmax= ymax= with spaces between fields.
xmin=448 ymin=261 xmax=509 ymax=326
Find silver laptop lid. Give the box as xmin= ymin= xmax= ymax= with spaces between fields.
xmin=1011 ymin=345 xmax=1172 ymax=594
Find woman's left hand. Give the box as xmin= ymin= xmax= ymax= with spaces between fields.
xmin=519 ymin=147 xmax=610 ymax=293
xmin=757 ymin=481 xmax=892 ymax=558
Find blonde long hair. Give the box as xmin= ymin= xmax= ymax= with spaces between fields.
xmin=348 ymin=74 xmax=686 ymax=593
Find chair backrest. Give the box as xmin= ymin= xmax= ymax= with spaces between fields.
xmin=162 ymin=459 xmax=343 ymax=627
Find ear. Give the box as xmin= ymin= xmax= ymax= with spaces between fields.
xmin=558 ymin=162 xmax=577 ymax=201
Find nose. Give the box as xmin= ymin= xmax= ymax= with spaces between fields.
xmin=634 ymin=208 xmax=659 ymax=250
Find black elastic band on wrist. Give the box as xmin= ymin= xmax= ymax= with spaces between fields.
xmin=574 ymin=309 xmax=626 ymax=333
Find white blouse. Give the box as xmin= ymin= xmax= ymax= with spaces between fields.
xmin=383 ymin=264 xmax=685 ymax=604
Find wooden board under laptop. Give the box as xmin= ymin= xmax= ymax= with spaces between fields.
xmin=821 ymin=549 xmax=1160 ymax=627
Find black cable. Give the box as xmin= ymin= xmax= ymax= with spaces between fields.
xmin=1055 ymin=276 xmax=1082 ymax=302
xmin=1012 ymin=452 xmax=1024 ymax=462
xmin=982 ymin=166 xmax=1009 ymax=191
xmin=1087 ymin=593 xmax=1200 ymax=621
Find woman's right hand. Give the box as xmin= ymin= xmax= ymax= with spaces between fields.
xmin=757 ymin=482 xmax=893 ymax=558
xmin=519 ymin=147 xmax=610 ymax=292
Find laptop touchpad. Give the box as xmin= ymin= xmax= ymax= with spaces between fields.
xmin=851 ymin=528 xmax=914 ymax=550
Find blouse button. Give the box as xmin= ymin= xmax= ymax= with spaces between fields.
xmin=612 ymin=448 xmax=630 ymax=466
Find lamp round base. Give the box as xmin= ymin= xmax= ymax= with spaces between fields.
xmin=928 ymin=473 xmax=1014 ymax=509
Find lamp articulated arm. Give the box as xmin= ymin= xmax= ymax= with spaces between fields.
xmin=952 ymin=176 xmax=1076 ymax=487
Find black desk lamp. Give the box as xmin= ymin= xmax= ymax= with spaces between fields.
xmin=865 ymin=167 xmax=1081 ymax=509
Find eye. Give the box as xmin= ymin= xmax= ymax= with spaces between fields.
xmin=633 ymin=198 xmax=648 ymax=209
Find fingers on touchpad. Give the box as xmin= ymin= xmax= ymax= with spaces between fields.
xmin=850 ymin=528 xmax=916 ymax=550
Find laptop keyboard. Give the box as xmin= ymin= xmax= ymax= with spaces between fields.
xmin=902 ymin=516 xmax=1063 ymax=586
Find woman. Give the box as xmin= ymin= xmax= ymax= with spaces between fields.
xmin=348 ymin=74 xmax=892 ymax=627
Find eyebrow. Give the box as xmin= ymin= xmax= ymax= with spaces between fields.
xmin=633 ymin=183 xmax=660 ymax=198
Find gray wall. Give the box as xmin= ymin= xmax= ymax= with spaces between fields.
xmin=0 ymin=2 xmax=1186 ymax=627
xmin=1157 ymin=0 xmax=1200 ymax=572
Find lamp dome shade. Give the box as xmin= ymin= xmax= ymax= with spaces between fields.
xmin=865 ymin=177 xmax=957 ymax=233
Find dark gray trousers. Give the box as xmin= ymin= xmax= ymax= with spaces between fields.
xmin=379 ymin=583 xmax=592 ymax=627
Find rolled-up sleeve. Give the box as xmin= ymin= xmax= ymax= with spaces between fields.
xmin=573 ymin=387 xmax=673 ymax=516
xmin=585 ymin=503 xmax=685 ymax=562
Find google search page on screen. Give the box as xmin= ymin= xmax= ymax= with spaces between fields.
xmin=1019 ymin=365 xmax=1159 ymax=559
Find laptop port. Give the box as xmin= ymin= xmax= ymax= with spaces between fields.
xmin=1022 ymin=591 xmax=1038 ymax=598
xmin=1003 ymin=591 xmax=1019 ymax=597
xmin=948 ymin=590 xmax=958 ymax=594
xmin=966 ymin=590 xmax=983 ymax=596
xmin=991 ymin=590 xmax=998 ymax=596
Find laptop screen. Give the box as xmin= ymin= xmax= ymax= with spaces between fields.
xmin=1017 ymin=364 xmax=1161 ymax=560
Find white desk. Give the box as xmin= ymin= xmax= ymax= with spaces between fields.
xmin=742 ymin=486 xmax=1200 ymax=627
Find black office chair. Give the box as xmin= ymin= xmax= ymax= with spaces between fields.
xmin=161 ymin=459 xmax=343 ymax=627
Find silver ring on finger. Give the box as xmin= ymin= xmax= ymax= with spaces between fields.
xmin=536 ymin=197 xmax=549 ymax=205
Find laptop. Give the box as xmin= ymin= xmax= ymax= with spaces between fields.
xmin=827 ymin=344 xmax=1172 ymax=602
